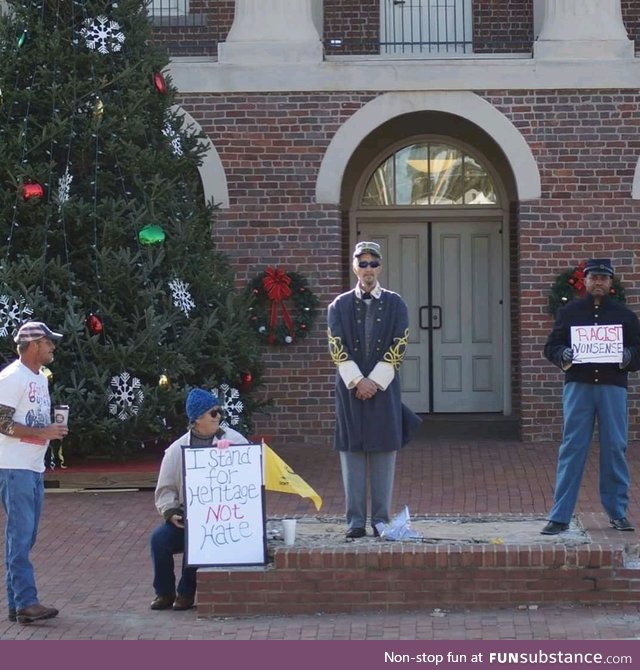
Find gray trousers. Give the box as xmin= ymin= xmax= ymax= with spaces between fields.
xmin=339 ymin=451 xmax=397 ymax=530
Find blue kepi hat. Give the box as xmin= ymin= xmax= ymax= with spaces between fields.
xmin=584 ymin=258 xmax=614 ymax=277
xmin=186 ymin=388 xmax=219 ymax=423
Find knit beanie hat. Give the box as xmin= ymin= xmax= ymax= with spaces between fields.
xmin=185 ymin=388 xmax=219 ymax=423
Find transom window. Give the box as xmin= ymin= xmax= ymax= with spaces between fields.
xmin=362 ymin=142 xmax=498 ymax=206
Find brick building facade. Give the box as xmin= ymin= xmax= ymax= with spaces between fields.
xmin=153 ymin=0 xmax=640 ymax=445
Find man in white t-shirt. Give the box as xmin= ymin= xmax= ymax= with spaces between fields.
xmin=0 ymin=321 xmax=68 ymax=624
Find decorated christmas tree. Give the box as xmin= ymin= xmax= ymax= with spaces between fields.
xmin=0 ymin=0 xmax=264 ymax=460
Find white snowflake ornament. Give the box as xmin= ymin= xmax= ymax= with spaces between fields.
xmin=0 ymin=295 xmax=33 ymax=338
xmin=162 ymin=121 xmax=184 ymax=157
xmin=108 ymin=371 xmax=144 ymax=421
xmin=81 ymin=16 xmax=125 ymax=55
xmin=168 ymin=278 xmax=195 ymax=316
xmin=212 ymin=383 xmax=244 ymax=428
xmin=57 ymin=167 xmax=73 ymax=209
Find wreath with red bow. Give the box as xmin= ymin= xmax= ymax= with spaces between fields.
xmin=246 ymin=267 xmax=320 ymax=345
xmin=548 ymin=261 xmax=625 ymax=316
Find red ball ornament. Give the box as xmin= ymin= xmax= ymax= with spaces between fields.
xmin=22 ymin=182 xmax=44 ymax=201
xmin=86 ymin=313 xmax=103 ymax=335
xmin=153 ymin=71 xmax=167 ymax=95
xmin=238 ymin=371 xmax=253 ymax=393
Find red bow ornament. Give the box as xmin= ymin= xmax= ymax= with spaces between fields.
xmin=568 ymin=261 xmax=587 ymax=296
xmin=262 ymin=266 xmax=295 ymax=344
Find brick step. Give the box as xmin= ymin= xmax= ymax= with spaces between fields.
xmin=197 ymin=543 xmax=640 ymax=616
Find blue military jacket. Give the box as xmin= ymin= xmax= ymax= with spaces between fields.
xmin=327 ymin=288 xmax=421 ymax=452
xmin=544 ymin=294 xmax=640 ymax=388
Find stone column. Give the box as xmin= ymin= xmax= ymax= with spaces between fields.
xmin=218 ymin=0 xmax=323 ymax=65
xmin=534 ymin=0 xmax=633 ymax=59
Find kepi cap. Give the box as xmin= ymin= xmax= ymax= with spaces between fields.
xmin=584 ymin=258 xmax=614 ymax=277
xmin=14 ymin=321 xmax=63 ymax=345
xmin=353 ymin=241 xmax=382 ymax=259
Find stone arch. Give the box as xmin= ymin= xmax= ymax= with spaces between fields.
xmin=171 ymin=105 xmax=229 ymax=208
xmin=316 ymin=92 xmax=541 ymax=204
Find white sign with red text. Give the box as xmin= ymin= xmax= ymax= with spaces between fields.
xmin=570 ymin=324 xmax=623 ymax=364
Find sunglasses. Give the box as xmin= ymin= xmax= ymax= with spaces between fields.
xmin=357 ymin=260 xmax=381 ymax=269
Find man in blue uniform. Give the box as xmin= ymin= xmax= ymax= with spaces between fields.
xmin=542 ymin=259 xmax=640 ymax=535
xmin=328 ymin=241 xmax=421 ymax=539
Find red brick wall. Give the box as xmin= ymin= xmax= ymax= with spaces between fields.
xmin=324 ymin=0 xmax=379 ymax=55
xmin=176 ymin=88 xmax=640 ymax=444
xmin=151 ymin=0 xmax=234 ymax=57
xmin=474 ymin=0 xmax=533 ymax=53
xmin=622 ymin=0 xmax=640 ymax=50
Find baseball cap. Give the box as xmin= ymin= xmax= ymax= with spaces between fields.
xmin=353 ymin=241 xmax=382 ymax=259
xmin=13 ymin=321 xmax=63 ymax=344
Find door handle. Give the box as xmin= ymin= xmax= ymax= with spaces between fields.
xmin=419 ymin=305 xmax=441 ymax=330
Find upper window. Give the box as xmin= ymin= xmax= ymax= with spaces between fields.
xmin=149 ymin=0 xmax=189 ymax=21
xmin=362 ymin=142 xmax=498 ymax=207
xmin=380 ymin=0 xmax=473 ymax=55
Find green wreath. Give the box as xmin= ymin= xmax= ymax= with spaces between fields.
xmin=247 ymin=266 xmax=320 ymax=345
xmin=548 ymin=261 xmax=625 ymax=316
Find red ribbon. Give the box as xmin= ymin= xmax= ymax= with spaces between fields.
xmin=262 ymin=267 xmax=295 ymax=344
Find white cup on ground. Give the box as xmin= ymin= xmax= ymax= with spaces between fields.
xmin=282 ymin=519 xmax=296 ymax=546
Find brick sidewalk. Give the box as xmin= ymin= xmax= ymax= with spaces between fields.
xmin=1 ymin=431 xmax=640 ymax=640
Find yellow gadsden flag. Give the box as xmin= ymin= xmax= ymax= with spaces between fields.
xmin=263 ymin=442 xmax=322 ymax=511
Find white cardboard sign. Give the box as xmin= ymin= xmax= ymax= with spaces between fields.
xmin=570 ymin=324 xmax=623 ymax=364
xmin=182 ymin=443 xmax=266 ymax=567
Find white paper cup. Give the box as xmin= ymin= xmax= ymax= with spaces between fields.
xmin=282 ymin=519 xmax=296 ymax=546
xmin=53 ymin=405 xmax=69 ymax=427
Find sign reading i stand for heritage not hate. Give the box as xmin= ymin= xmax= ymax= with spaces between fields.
xmin=570 ymin=324 xmax=623 ymax=364
xmin=182 ymin=443 xmax=266 ymax=566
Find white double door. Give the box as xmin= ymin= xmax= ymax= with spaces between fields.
xmin=357 ymin=219 xmax=504 ymax=413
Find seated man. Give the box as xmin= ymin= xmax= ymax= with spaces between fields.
xmin=149 ymin=388 xmax=248 ymax=611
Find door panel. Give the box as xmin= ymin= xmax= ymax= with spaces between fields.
xmin=357 ymin=218 xmax=503 ymax=413
xmin=432 ymin=221 xmax=503 ymax=411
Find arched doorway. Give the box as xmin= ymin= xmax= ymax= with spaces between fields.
xmin=352 ymin=137 xmax=509 ymax=415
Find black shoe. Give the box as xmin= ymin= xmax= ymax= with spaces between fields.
xmin=372 ymin=526 xmax=381 ymax=538
xmin=8 ymin=609 xmax=16 ymax=622
xmin=345 ymin=527 xmax=366 ymax=539
xmin=150 ymin=594 xmax=175 ymax=610
xmin=541 ymin=521 xmax=569 ymax=535
xmin=610 ymin=517 xmax=635 ymax=531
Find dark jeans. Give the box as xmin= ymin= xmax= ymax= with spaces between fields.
xmin=150 ymin=521 xmax=197 ymax=598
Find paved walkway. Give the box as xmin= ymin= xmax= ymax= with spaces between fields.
xmin=2 ymin=422 xmax=640 ymax=640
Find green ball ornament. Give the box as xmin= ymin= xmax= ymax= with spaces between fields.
xmin=138 ymin=225 xmax=165 ymax=246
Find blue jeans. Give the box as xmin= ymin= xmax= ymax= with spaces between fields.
xmin=150 ymin=521 xmax=197 ymax=598
xmin=0 ymin=469 xmax=44 ymax=611
xmin=339 ymin=451 xmax=397 ymax=530
xmin=549 ymin=382 xmax=629 ymax=523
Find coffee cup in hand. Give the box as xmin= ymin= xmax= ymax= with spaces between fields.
xmin=54 ymin=405 xmax=69 ymax=427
